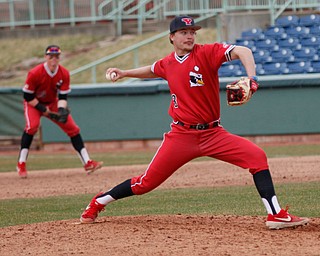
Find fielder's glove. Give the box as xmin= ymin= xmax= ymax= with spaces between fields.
xmin=48 ymin=107 xmax=70 ymax=123
xmin=226 ymin=77 xmax=259 ymax=106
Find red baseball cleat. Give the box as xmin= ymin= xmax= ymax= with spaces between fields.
xmin=84 ymin=160 xmax=103 ymax=174
xmin=266 ymin=206 xmax=309 ymax=230
xmin=16 ymin=162 xmax=27 ymax=178
xmin=80 ymin=192 xmax=105 ymax=224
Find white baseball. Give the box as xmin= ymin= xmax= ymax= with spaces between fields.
xmin=106 ymin=72 xmax=116 ymax=81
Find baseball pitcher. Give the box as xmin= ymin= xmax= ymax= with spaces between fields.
xmin=80 ymin=16 xmax=308 ymax=230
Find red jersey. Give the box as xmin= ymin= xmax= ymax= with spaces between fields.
xmin=23 ymin=62 xmax=71 ymax=104
xmin=152 ymin=43 xmax=235 ymax=124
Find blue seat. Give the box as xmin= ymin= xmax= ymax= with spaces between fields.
xmin=311 ymin=61 xmax=320 ymax=72
xmin=286 ymin=61 xmax=312 ymax=74
xmin=241 ymin=28 xmax=264 ymax=40
xmin=264 ymin=26 xmax=287 ymax=39
xmin=278 ymin=37 xmax=301 ymax=49
xmin=275 ymin=15 xmax=299 ymax=27
xmin=235 ymin=39 xmax=255 ymax=48
xmin=229 ymin=59 xmax=242 ymax=66
xmin=255 ymin=63 xmax=263 ymax=70
xmin=218 ymin=64 xmax=242 ymax=77
xmin=300 ymin=36 xmax=320 ymax=49
xmin=271 ymin=49 xmax=294 ymax=62
xmin=310 ymin=25 xmax=320 ymax=36
xmin=311 ymin=54 xmax=320 ymax=61
xmin=285 ymin=26 xmax=310 ymax=38
xmin=263 ymin=62 xmax=287 ymax=75
xmin=255 ymin=38 xmax=277 ymax=49
xmin=235 ymin=39 xmax=257 ymax=52
xmin=294 ymin=47 xmax=317 ymax=59
xmin=253 ymin=50 xmax=273 ymax=63
xmin=299 ymin=14 xmax=320 ymax=27
xmin=255 ymin=64 xmax=266 ymax=75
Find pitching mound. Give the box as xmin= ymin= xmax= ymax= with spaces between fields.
xmin=0 ymin=156 xmax=320 ymax=255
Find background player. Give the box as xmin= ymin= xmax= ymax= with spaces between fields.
xmin=80 ymin=16 xmax=309 ymax=229
xmin=17 ymin=45 xmax=102 ymax=178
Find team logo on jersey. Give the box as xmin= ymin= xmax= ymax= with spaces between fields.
xmin=189 ymin=69 xmax=204 ymax=87
xmin=56 ymin=79 xmax=63 ymax=88
xmin=223 ymin=43 xmax=230 ymax=48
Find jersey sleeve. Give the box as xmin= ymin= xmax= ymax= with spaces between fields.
xmin=223 ymin=43 xmax=236 ymax=62
xmin=23 ymin=71 xmax=37 ymax=94
xmin=205 ymin=43 xmax=236 ymax=70
xmin=151 ymin=54 xmax=173 ymax=80
xmin=58 ymin=67 xmax=71 ymax=95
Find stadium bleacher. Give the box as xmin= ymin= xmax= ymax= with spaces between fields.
xmin=219 ymin=14 xmax=320 ymax=77
xmin=254 ymin=49 xmax=273 ymax=63
xmin=271 ymin=48 xmax=294 ymax=62
xmin=299 ymin=14 xmax=320 ymax=27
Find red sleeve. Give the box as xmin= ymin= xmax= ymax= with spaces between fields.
xmin=23 ymin=67 xmax=40 ymax=94
xmin=151 ymin=53 xmax=174 ymax=80
xmin=58 ymin=66 xmax=71 ymax=94
xmin=204 ymin=43 xmax=236 ymax=71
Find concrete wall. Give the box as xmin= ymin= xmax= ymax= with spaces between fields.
xmin=2 ymin=77 xmax=319 ymax=144
xmin=219 ymin=11 xmax=271 ymax=42
xmin=40 ymin=85 xmax=320 ymax=143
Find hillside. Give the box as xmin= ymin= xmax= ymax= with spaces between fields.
xmin=0 ymin=28 xmax=217 ymax=87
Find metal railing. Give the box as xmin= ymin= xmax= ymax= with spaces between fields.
xmin=1 ymin=0 xmax=319 ymax=82
xmin=68 ymin=1 xmax=320 ymax=82
xmin=1 ymin=0 xmax=319 ymax=30
xmin=69 ymin=13 xmax=217 ymax=82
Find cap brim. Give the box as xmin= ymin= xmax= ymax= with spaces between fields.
xmin=171 ymin=25 xmax=202 ymax=33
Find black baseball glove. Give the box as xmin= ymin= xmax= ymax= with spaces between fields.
xmin=48 ymin=107 xmax=70 ymax=123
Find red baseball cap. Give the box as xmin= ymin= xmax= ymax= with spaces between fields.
xmin=170 ymin=15 xmax=201 ymax=33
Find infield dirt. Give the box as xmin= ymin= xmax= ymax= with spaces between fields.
xmin=1 ymin=156 xmax=320 ymax=255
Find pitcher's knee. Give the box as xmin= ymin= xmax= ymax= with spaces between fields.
xmin=248 ymin=148 xmax=269 ymax=174
xmin=130 ymin=175 xmax=159 ymax=195
xmin=25 ymin=127 xmax=38 ymax=135
xmin=66 ymin=127 xmax=80 ymax=137
xmin=256 ymin=147 xmax=268 ymax=161
xmin=131 ymin=185 xmax=154 ymax=195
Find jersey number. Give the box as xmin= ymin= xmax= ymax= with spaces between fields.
xmin=171 ymin=94 xmax=178 ymax=108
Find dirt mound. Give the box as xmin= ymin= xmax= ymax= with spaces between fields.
xmin=1 ymin=156 xmax=320 ymax=255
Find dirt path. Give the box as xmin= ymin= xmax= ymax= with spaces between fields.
xmin=1 ymin=156 xmax=320 ymax=255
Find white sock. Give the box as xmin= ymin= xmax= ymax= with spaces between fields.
xmin=262 ymin=196 xmax=281 ymax=215
xmin=78 ymin=148 xmax=90 ymax=164
xmin=96 ymin=194 xmax=115 ymax=205
xmin=18 ymin=148 xmax=29 ymax=163
xmin=272 ymin=196 xmax=281 ymax=213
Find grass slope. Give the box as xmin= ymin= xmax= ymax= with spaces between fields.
xmin=0 ymin=28 xmax=216 ymax=87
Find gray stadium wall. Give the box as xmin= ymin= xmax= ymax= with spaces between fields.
xmin=1 ymin=75 xmax=320 ymax=143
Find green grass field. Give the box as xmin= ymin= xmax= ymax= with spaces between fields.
xmin=1 ymin=182 xmax=319 ymax=228
xmin=0 ymin=144 xmax=319 ymax=228
xmin=1 ymin=144 xmax=320 ymax=173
